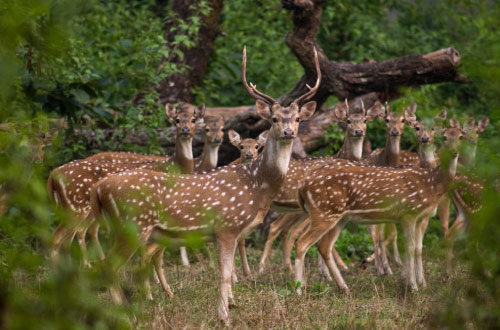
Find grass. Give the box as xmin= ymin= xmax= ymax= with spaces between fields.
xmin=101 ymin=231 xmax=468 ymax=329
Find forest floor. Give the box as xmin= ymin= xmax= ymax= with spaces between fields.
xmin=104 ymin=238 xmax=467 ymax=329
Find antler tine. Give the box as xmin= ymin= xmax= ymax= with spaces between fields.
xmin=242 ymin=46 xmax=277 ymax=105
xmin=294 ymin=47 xmax=322 ymax=105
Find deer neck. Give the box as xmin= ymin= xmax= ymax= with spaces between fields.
xmin=381 ymin=134 xmax=400 ymax=166
xmin=198 ymin=140 xmax=220 ymax=171
xmin=336 ymin=135 xmax=364 ymax=161
xmin=418 ymin=144 xmax=437 ymax=168
xmin=173 ymin=136 xmax=194 ymax=174
xmin=250 ymin=133 xmax=293 ymax=200
xmin=433 ymin=152 xmax=459 ymax=190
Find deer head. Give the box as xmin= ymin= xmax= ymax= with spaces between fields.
xmin=203 ymin=117 xmax=225 ymax=146
xmin=381 ymin=102 xmax=417 ymax=137
xmin=460 ymin=116 xmax=489 ymax=166
xmin=242 ymin=46 xmax=319 ymax=145
xmin=228 ymin=130 xmax=268 ymax=162
xmin=166 ymin=103 xmax=205 ymax=141
xmin=334 ymin=100 xmax=381 ymax=138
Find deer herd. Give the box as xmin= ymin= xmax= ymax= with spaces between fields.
xmin=41 ymin=47 xmax=490 ymax=325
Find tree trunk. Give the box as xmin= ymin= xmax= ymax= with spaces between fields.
xmin=157 ymin=0 xmax=224 ymax=104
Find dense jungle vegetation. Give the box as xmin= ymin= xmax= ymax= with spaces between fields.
xmin=0 ymin=0 xmax=499 ymax=328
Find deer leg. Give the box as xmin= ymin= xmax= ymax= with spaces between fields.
xmin=294 ymin=218 xmax=335 ymax=294
xmin=88 ymin=222 xmax=105 ymax=261
xmin=438 ymin=198 xmax=451 ymax=239
xmin=232 ymin=258 xmax=238 ymax=284
xmin=284 ymin=216 xmax=309 ymax=272
xmin=76 ymin=230 xmax=90 ymax=268
xmin=332 ymin=248 xmax=349 ymax=272
xmin=378 ymin=224 xmax=393 ymax=275
xmin=51 ymin=224 xmax=74 ymax=265
xmin=179 ymin=246 xmax=190 ymax=266
xmin=258 ymin=213 xmax=291 ymax=273
xmin=142 ymin=243 xmax=161 ymax=300
xmin=387 ymin=224 xmax=402 ymax=266
xmin=415 ymin=217 xmax=429 ymax=289
xmin=446 ymin=210 xmax=467 ymax=274
xmin=319 ymin=220 xmax=347 ymax=282
xmin=401 ymin=218 xmax=418 ymax=291
xmin=238 ymin=239 xmax=251 ymax=277
xmin=369 ymin=225 xmax=384 ymax=275
xmin=152 ymin=248 xmax=174 ymax=298
xmin=317 ymin=253 xmax=333 ymax=281
xmin=317 ymin=223 xmax=349 ymax=293
xmin=216 ymin=233 xmax=237 ymax=326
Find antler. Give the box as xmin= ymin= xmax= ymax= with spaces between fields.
xmin=293 ymin=47 xmax=322 ymax=105
xmin=242 ymin=46 xmax=278 ymax=105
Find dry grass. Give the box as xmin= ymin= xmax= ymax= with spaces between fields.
xmin=108 ymin=242 xmax=465 ymax=329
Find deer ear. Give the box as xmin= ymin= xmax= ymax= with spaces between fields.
xmin=365 ymin=101 xmax=383 ymax=121
xmin=449 ymin=118 xmax=460 ymax=128
xmin=165 ymin=104 xmax=176 ymax=120
xmin=476 ymin=117 xmax=489 ymax=132
xmin=299 ymin=101 xmax=316 ymax=121
xmin=228 ymin=130 xmax=241 ymax=147
xmin=257 ymin=130 xmax=268 ymax=147
xmin=256 ymin=100 xmax=272 ymax=120
xmin=334 ymin=104 xmax=347 ymax=122
xmin=194 ymin=104 xmax=206 ymax=119
xmin=404 ymin=103 xmax=417 ymax=126
xmin=438 ymin=109 xmax=447 ymax=121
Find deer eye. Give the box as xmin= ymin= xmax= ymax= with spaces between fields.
xmin=205 ymin=128 xmax=209 ymax=132
xmin=296 ymin=117 xmax=300 ymax=122
xmin=415 ymin=127 xmax=420 ymax=131
xmin=240 ymin=145 xmax=244 ymax=150
xmin=347 ymin=120 xmax=351 ymax=124
xmin=385 ymin=119 xmax=389 ymax=123
xmin=459 ymin=135 xmax=464 ymax=140
xmin=272 ymin=117 xmax=278 ymax=123
xmin=443 ymin=135 xmax=448 ymax=141
xmin=191 ymin=119 xmax=196 ymax=123
xmin=401 ymin=118 xmax=405 ymax=123
xmin=175 ymin=119 xmax=180 ymax=124
xmin=255 ymin=144 xmax=259 ymax=149
xmin=364 ymin=119 xmax=367 ymax=123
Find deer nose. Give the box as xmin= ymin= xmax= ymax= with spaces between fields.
xmin=245 ymin=152 xmax=254 ymax=158
xmin=214 ymin=136 xmax=222 ymax=143
xmin=421 ymin=136 xmax=430 ymax=143
xmin=181 ymin=127 xmax=190 ymax=134
xmin=283 ymin=128 xmax=294 ymax=137
xmin=354 ymin=129 xmax=364 ymax=137
xmin=390 ymin=129 xmax=400 ymax=136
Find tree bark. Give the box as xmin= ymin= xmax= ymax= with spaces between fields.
xmin=157 ymin=0 xmax=224 ymax=104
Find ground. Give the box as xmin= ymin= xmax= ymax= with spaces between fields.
xmin=103 ymin=231 xmax=466 ymax=329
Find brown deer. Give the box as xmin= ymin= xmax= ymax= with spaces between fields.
xmin=257 ymin=100 xmax=383 ymax=275
xmin=294 ymin=119 xmax=464 ymax=293
xmin=227 ymin=129 xmax=267 ymax=279
xmin=85 ymin=104 xmax=205 ymax=173
xmin=87 ymin=46 xmax=320 ymax=325
xmin=48 ymin=104 xmax=205 ymax=265
xmin=228 ymin=129 xmax=267 ymax=165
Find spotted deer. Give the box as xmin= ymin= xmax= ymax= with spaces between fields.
xmin=87 ymin=46 xmax=320 ymax=325
xmin=85 ymin=104 xmax=205 ymax=170
xmin=226 ymin=129 xmax=268 ymax=279
xmin=48 ymin=104 xmax=205 ymax=265
xmin=257 ymin=100 xmax=384 ymax=275
xmin=294 ymin=119 xmax=464 ymax=293
xmin=228 ymin=129 xmax=268 ymax=165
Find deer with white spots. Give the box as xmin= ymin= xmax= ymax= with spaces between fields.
xmin=294 ymin=119 xmax=465 ymax=293
xmin=226 ymin=129 xmax=268 ymax=279
xmin=257 ymin=100 xmax=383 ymax=274
xmin=48 ymin=104 xmax=205 ymax=265
xmin=87 ymin=46 xmax=320 ymax=325
xmin=85 ymin=104 xmax=205 ymax=170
